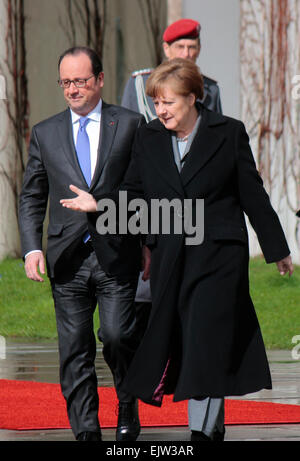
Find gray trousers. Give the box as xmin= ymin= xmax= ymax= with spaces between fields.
xmin=188 ymin=397 xmax=224 ymax=437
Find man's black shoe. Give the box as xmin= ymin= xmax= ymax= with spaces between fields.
xmin=116 ymin=401 xmax=140 ymax=441
xmin=77 ymin=431 xmax=102 ymax=441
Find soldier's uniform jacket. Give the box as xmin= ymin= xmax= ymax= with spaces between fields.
xmin=121 ymin=68 xmax=223 ymax=122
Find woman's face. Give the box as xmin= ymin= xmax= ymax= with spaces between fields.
xmin=153 ymin=85 xmax=196 ymax=134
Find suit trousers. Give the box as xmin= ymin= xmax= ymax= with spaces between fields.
xmin=50 ymin=241 xmax=138 ymax=438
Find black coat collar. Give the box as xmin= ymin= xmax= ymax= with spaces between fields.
xmin=143 ymin=106 xmax=228 ymax=192
xmin=145 ymin=104 xmax=228 ymax=133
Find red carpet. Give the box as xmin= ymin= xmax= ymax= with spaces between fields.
xmin=0 ymin=379 xmax=300 ymax=430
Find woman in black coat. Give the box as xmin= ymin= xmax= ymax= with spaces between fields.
xmin=61 ymin=58 xmax=293 ymax=441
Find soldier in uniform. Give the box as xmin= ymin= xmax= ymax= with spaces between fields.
xmin=122 ymin=18 xmax=222 ymax=122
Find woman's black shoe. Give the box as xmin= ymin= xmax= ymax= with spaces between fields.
xmin=191 ymin=431 xmax=212 ymax=441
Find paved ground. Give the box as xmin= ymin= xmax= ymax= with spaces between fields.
xmin=0 ymin=339 xmax=300 ymax=442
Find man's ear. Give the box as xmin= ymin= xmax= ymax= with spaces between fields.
xmin=162 ymin=42 xmax=171 ymax=60
xmin=97 ymin=72 xmax=105 ymax=88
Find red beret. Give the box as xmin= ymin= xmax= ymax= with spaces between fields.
xmin=163 ymin=19 xmax=201 ymax=44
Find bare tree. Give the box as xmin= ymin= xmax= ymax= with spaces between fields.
xmin=60 ymin=0 xmax=107 ymax=59
xmin=240 ymin=0 xmax=300 ymax=261
xmin=138 ymin=0 xmax=166 ymax=66
xmin=0 ymin=0 xmax=29 ymax=215
xmin=0 ymin=0 xmax=29 ymax=259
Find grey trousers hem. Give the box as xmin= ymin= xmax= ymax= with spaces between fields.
xmin=188 ymin=397 xmax=224 ymax=437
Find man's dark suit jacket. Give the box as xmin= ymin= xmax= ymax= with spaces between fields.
xmin=19 ymin=101 xmax=144 ymax=279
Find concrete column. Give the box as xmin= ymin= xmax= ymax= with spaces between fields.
xmin=167 ymin=0 xmax=182 ymax=25
xmin=182 ymin=0 xmax=240 ymax=119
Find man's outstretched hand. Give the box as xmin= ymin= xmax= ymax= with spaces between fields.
xmin=60 ymin=185 xmax=97 ymax=212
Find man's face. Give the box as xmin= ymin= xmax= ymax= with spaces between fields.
xmin=163 ymin=38 xmax=201 ymax=63
xmin=59 ymin=53 xmax=104 ymax=116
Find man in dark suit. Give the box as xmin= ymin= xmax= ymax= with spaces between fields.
xmin=18 ymin=47 xmax=144 ymax=442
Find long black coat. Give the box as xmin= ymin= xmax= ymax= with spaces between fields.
xmin=98 ymin=106 xmax=290 ymax=405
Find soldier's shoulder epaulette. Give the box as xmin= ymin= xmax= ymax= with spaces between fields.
xmin=131 ymin=68 xmax=153 ymax=78
xmin=202 ymin=74 xmax=218 ymax=85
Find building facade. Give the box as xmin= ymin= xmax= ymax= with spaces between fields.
xmin=0 ymin=0 xmax=299 ymax=263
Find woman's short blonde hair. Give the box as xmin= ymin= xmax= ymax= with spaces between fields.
xmin=146 ymin=58 xmax=204 ymax=100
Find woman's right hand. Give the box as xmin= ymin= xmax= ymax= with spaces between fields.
xmin=276 ymin=255 xmax=293 ymax=276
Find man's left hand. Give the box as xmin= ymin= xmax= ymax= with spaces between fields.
xmin=60 ymin=185 xmax=97 ymax=212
